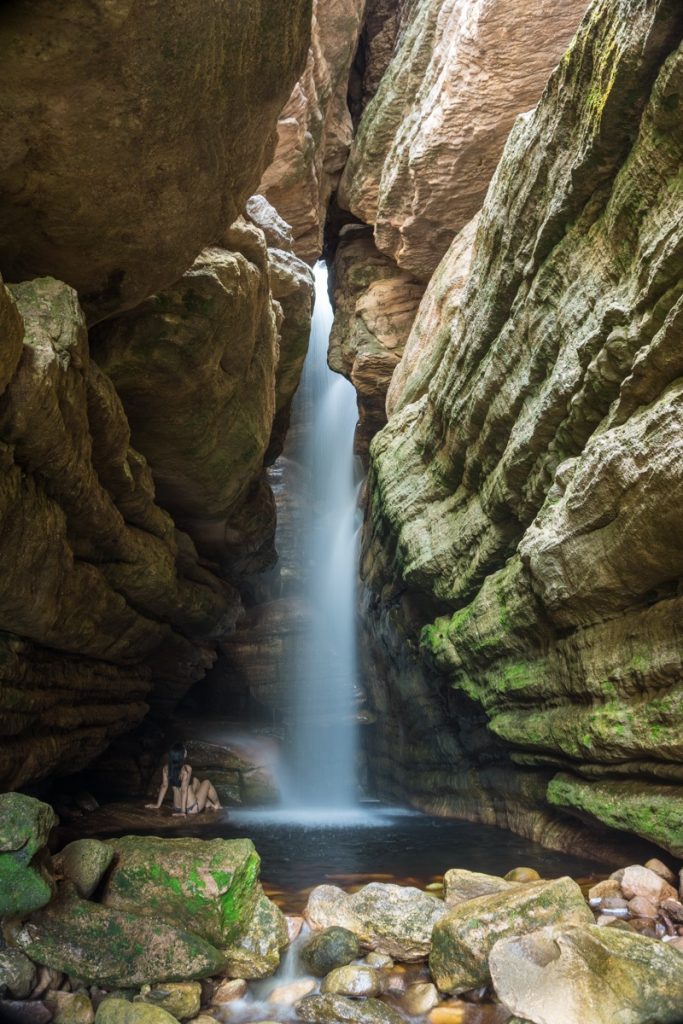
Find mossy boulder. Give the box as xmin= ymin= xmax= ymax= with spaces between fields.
xmin=11 ymin=886 xmax=226 ymax=987
xmin=56 ymin=840 xmax=114 ymax=899
xmin=0 ymin=794 xmax=56 ymax=918
xmin=490 ymin=924 xmax=683 ymax=1024
xmin=301 ymin=928 xmax=360 ymax=977
xmin=222 ymin=886 xmax=289 ymax=979
xmin=102 ymin=836 xmax=260 ymax=947
xmin=0 ymin=948 xmax=37 ymax=998
xmin=429 ymin=877 xmax=593 ymax=993
xmin=96 ymin=1000 xmax=177 ymax=1024
xmin=136 ymin=983 xmax=201 ymax=1021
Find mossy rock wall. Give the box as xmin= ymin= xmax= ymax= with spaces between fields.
xmin=361 ymin=0 xmax=683 ymax=856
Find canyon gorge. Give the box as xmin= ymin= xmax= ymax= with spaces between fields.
xmin=0 ymin=0 xmax=682 ymax=881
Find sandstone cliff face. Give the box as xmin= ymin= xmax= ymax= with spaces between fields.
xmin=92 ymin=215 xmax=313 ymax=582
xmin=0 ymin=0 xmax=312 ymax=321
xmin=339 ymin=0 xmax=591 ymax=279
xmin=0 ymin=277 xmax=237 ymax=789
xmin=329 ymin=226 xmax=424 ymax=455
xmin=362 ymin=0 xmax=683 ymax=855
xmin=259 ymin=0 xmax=366 ymax=262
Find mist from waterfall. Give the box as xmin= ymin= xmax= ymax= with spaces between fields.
xmin=283 ymin=261 xmax=360 ymax=810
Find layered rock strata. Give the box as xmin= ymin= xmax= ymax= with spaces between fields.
xmin=339 ymin=0 xmax=591 ymax=279
xmin=0 ymin=0 xmax=312 ymax=321
xmin=361 ymin=0 xmax=683 ymax=854
xmin=329 ymin=226 xmax=424 ymax=456
xmin=259 ymin=0 xmax=366 ymax=262
xmin=0 ymin=277 xmax=236 ymax=790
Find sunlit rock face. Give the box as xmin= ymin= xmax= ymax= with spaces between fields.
xmin=258 ymin=0 xmax=366 ymax=262
xmin=0 ymin=277 xmax=237 ymax=790
xmin=329 ymin=226 xmax=424 ymax=456
xmin=0 ymin=0 xmax=312 ymax=322
xmin=339 ymin=0 xmax=591 ymax=280
xmin=363 ymin=0 xmax=683 ymax=854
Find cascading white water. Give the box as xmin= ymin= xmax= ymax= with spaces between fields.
xmin=284 ymin=261 xmax=360 ymax=809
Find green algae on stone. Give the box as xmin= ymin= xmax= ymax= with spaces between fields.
xmin=0 ymin=794 xmax=56 ymax=861
xmin=12 ymin=886 xmax=226 ymax=987
xmin=548 ymin=774 xmax=683 ymax=857
xmin=102 ymin=836 xmax=260 ymax=947
xmin=222 ymin=885 xmax=289 ymax=979
xmin=0 ymin=947 xmax=37 ymax=999
xmin=0 ymin=793 xmax=56 ymax=918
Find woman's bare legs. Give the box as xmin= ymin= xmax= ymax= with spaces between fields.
xmin=187 ymin=779 xmax=221 ymax=813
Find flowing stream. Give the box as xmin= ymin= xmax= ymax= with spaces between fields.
xmin=283 ymin=261 xmax=361 ymax=810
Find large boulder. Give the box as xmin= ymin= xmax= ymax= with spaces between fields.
xmin=489 ymin=924 xmax=683 ymax=1024
xmin=11 ymin=887 xmax=226 ymax=987
xmin=0 ymin=0 xmax=312 ymax=321
xmin=96 ymin=1001 xmax=177 ymax=1024
xmin=0 ymin=793 xmax=55 ymax=918
xmin=305 ymin=883 xmax=447 ymax=961
xmin=429 ymin=877 xmax=593 ymax=993
xmin=101 ymin=836 xmax=260 ymax=947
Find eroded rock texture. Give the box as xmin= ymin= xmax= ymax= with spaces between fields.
xmin=92 ymin=215 xmax=313 ymax=582
xmin=0 ymin=278 xmax=236 ymax=790
xmin=0 ymin=0 xmax=312 ymax=322
xmin=362 ymin=0 xmax=683 ymax=855
xmin=329 ymin=226 xmax=424 ymax=455
xmin=339 ymin=0 xmax=590 ymax=279
xmin=259 ymin=0 xmax=366 ymax=262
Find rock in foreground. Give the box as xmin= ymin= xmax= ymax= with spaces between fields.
xmin=430 ymin=877 xmax=592 ymax=993
xmin=490 ymin=924 xmax=683 ymax=1024
xmin=305 ymin=883 xmax=447 ymax=961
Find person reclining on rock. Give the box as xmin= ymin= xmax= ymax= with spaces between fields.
xmin=145 ymin=742 xmax=223 ymax=816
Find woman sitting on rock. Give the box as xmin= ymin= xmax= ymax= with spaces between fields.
xmin=146 ymin=742 xmax=222 ymax=815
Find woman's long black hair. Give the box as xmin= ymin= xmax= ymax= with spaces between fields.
xmin=168 ymin=742 xmax=186 ymax=788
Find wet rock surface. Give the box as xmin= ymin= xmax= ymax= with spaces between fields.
xmin=306 ymin=883 xmax=447 ymax=961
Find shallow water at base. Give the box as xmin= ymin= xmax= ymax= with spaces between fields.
xmin=123 ymin=804 xmax=605 ymax=912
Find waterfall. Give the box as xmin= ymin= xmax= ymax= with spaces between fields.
xmin=283 ymin=261 xmax=360 ymax=809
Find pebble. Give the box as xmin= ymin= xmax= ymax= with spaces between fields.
xmin=661 ymin=899 xmax=683 ymax=923
xmin=321 ymin=966 xmax=382 ymax=999
xmin=212 ymin=978 xmax=247 ymax=1003
xmin=364 ymin=953 xmax=394 ymax=969
xmin=428 ymin=1006 xmax=466 ymax=1024
xmin=588 ymin=879 xmax=621 ymax=902
xmin=663 ymin=937 xmax=683 ymax=952
xmin=620 ymin=864 xmax=677 ymax=903
xmin=401 ymin=982 xmax=440 ymax=1015
xmin=628 ymin=896 xmax=657 ymax=919
xmin=268 ymin=979 xmax=316 ymax=1005
xmin=602 ymin=896 xmax=629 ymax=910
xmin=644 ymin=858 xmax=677 ymax=886
xmin=503 ymin=867 xmax=540 ymax=883
xmin=383 ymin=972 xmax=408 ymax=996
